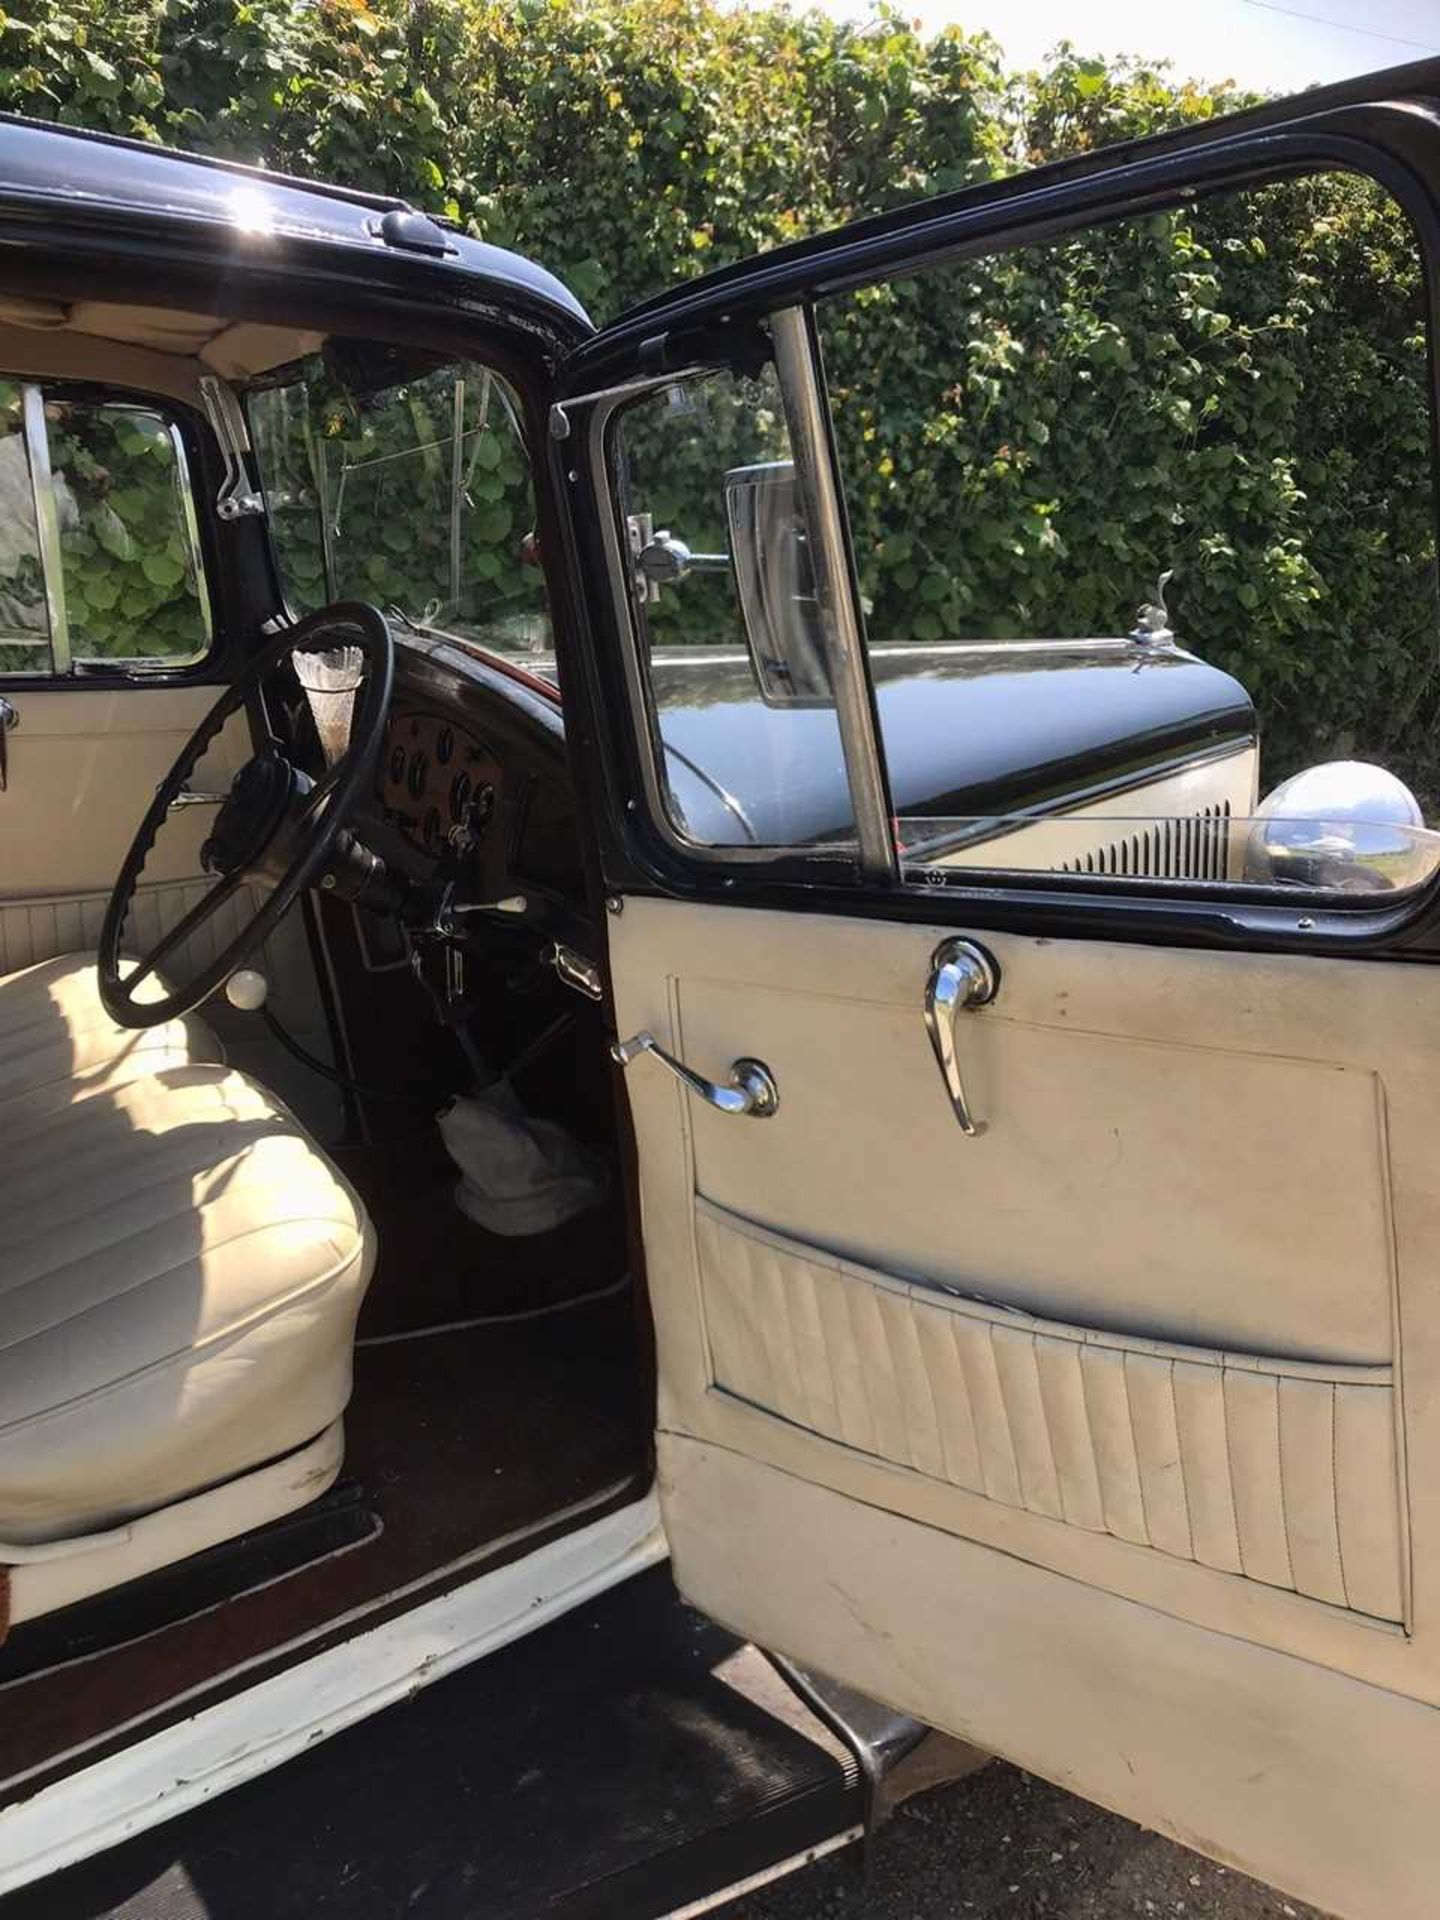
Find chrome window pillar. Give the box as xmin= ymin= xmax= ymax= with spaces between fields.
xmin=448 ymin=375 xmax=467 ymax=614
xmin=169 ymin=424 xmax=215 ymax=647
xmin=304 ymin=405 xmax=339 ymax=605
xmin=22 ymin=383 xmax=70 ymax=674
xmin=769 ymin=305 xmax=897 ymax=882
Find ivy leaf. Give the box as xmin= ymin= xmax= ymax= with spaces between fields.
xmin=93 ymin=506 xmax=135 ymax=562
xmin=475 ymin=502 xmax=513 ymax=543
xmin=83 ymin=573 xmax=121 ymax=611
xmin=141 ymin=550 xmax=185 ymax=589
xmin=80 ymin=48 xmax=119 ymax=96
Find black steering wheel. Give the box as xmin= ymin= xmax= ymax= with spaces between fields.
xmin=99 ymin=602 xmax=394 ymax=1029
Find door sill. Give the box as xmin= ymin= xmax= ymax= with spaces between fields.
xmin=0 ymin=1489 xmax=665 ymax=1894
xmin=16 ymin=1562 xmax=866 ymax=1920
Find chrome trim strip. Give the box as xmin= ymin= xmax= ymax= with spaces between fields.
xmin=658 ymin=1826 xmax=865 ymax=1919
xmin=770 ymin=305 xmax=897 ymax=881
xmin=168 ymin=421 xmax=214 ymax=656
xmin=22 ymin=384 xmax=68 ymax=674
xmin=448 ymin=374 xmax=466 ymax=612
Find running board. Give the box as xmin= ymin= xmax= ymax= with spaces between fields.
xmin=17 ymin=1566 xmax=918 ymax=1920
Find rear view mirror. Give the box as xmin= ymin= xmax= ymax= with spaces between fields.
xmin=724 ymin=461 xmax=832 ymax=707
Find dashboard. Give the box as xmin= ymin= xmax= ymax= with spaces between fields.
xmin=327 ymin=635 xmax=593 ymax=1113
xmin=372 ymin=636 xmax=583 ymax=909
xmin=379 ymin=705 xmax=504 ymax=854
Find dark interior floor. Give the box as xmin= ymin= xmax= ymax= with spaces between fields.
xmin=344 ymin=1128 xmax=634 ymax=1338
xmin=17 ymin=1568 xmax=863 ymax=1920
xmin=0 ymin=1165 xmax=648 ymax=1803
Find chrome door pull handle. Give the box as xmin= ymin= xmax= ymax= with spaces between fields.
xmin=612 ymin=1031 xmax=779 ymax=1118
xmin=924 ymin=938 xmax=999 ymax=1136
xmin=166 ymin=786 xmax=228 ymax=810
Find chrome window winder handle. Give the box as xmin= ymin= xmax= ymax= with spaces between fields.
xmin=924 ymin=938 xmax=1000 ymax=1136
xmin=612 ymin=1031 xmax=779 ymax=1119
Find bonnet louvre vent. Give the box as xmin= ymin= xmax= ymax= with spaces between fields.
xmin=1061 ymin=802 xmax=1231 ymax=881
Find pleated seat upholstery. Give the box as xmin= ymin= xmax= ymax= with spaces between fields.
xmin=0 ymin=951 xmax=222 ymax=1128
xmin=0 ymin=952 xmax=375 ymax=1619
xmin=0 ymin=1062 xmax=374 ymax=1548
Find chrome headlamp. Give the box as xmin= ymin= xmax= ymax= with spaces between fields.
xmin=1241 ymin=761 xmax=1434 ymax=892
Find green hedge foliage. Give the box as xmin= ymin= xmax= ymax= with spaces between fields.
xmin=0 ymin=383 xmax=207 ymax=670
xmin=3 ymin=2 xmax=1436 ymax=788
xmin=248 ymin=360 xmax=547 ymax=646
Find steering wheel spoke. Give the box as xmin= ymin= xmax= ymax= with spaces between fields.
xmin=123 ymin=870 xmax=248 ymax=993
xmin=99 ymin=603 xmax=394 ymax=1028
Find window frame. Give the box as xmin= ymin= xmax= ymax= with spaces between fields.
xmin=593 ymin=342 xmax=894 ymax=877
xmin=0 ymin=379 xmax=217 ymax=685
xmin=569 ymin=108 xmax=1440 ymax=948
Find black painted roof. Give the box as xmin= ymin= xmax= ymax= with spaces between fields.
xmin=0 ymin=114 xmax=591 ymax=336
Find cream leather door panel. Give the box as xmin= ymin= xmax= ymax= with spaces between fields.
xmin=0 ymin=686 xmax=249 ymax=897
xmin=0 ymin=684 xmax=254 ymax=975
xmin=611 ymin=895 xmax=1440 ymax=1917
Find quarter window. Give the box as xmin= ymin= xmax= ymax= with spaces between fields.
xmin=609 ymin=363 xmax=860 ymax=854
xmin=0 ymin=383 xmax=211 ymax=677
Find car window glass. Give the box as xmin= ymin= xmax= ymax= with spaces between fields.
xmin=818 ymin=171 xmax=1440 ymax=895
xmin=249 ymin=358 xmax=549 ymax=657
xmin=48 ymin=400 xmax=210 ymax=667
xmin=609 ymin=365 xmax=859 ymax=854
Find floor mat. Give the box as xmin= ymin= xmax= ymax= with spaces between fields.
xmin=0 ymin=1288 xmax=646 ymax=1803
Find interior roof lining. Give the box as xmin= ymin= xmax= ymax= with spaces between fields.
xmin=0 ymin=292 xmax=324 ymax=380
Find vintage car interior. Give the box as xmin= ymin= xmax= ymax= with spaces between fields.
xmin=9 ymin=65 xmax=1440 ymax=1920
xmin=0 ymin=302 xmax=651 ymax=1820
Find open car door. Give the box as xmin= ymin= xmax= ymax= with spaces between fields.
xmin=549 ymin=60 xmax=1440 ymax=1920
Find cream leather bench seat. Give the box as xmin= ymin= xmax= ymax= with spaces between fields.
xmin=0 ymin=980 xmax=375 ymax=1624
xmin=0 ymin=951 xmax=222 ymax=1124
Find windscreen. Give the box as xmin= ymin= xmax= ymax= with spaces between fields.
xmin=249 ymin=355 xmax=549 ymax=655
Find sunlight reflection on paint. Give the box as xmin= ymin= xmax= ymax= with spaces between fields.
xmin=227 ymin=186 xmax=275 ymax=237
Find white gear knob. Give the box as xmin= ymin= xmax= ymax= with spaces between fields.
xmin=224 ymin=968 xmax=269 ymax=1012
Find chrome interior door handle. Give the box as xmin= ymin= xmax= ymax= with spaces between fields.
xmin=924 ymin=938 xmax=999 ymax=1135
xmin=612 ymin=1031 xmax=779 ymax=1118
xmin=166 ymin=786 xmax=228 ymax=810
